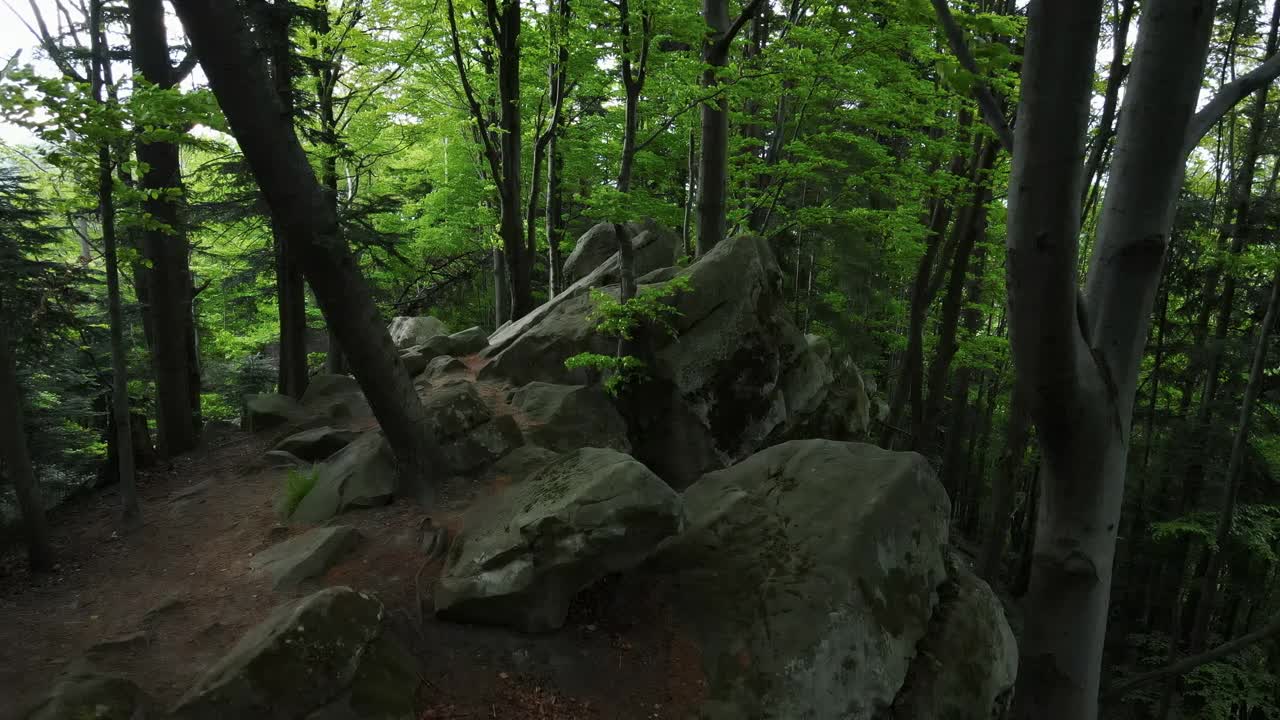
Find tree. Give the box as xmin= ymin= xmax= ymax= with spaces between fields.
xmin=128 ymin=0 xmax=203 ymax=453
xmin=168 ymin=0 xmax=448 ymax=500
xmin=695 ymin=0 xmax=763 ymax=255
xmin=996 ymin=0 xmax=1280 ymax=715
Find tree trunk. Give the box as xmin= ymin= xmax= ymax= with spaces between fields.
xmin=93 ymin=0 xmax=140 ymax=527
xmin=0 ymin=321 xmax=52 ymax=570
xmin=978 ymin=388 xmax=1030 ymax=582
xmin=268 ymin=0 xmax=309 ymax=395
xmin=170 ymin=0 xmax=446 ymax=501
xmin=497 ymin=0 xmax=530 ymax=319
xmin=129 ymin=0 xmax=201 ymax=453
xmin=546 ymin=129 xmax=566 ymax=296
xmin=493 ymin=247 xmax=511 ymax=327
xmin=683 ymin=123 xmax=697 ymax=256
xmin=1008 ymin=1 xmax=1216 ymax=716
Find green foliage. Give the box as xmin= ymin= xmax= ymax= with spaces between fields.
xmin=566 ymin=276 xmax=692 ymax=395
xmin=282 ymin=466 xmax=320 ymax=518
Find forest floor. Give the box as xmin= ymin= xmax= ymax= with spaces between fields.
xmin=0 ymin=396 xmax=706 ymax=719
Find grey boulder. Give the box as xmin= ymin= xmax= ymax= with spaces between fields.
xmin=645 ymin=440 xmax=950 ymax=719
xmin=24 ymin=671 xmax=156 ymax=720
xmin=174 ymin=587 xmax=419 ymax=720
xmin=388 ymin=316 xmax=449 ymax=350
xmin=435 ymin=447 xmax=683 ymax=632
xmin=274 ymin=427 xmax=357 ymax=463
xmin=242 ymin=393 xmax=308 ymax=433
xmin=301 ymin=374 xmax=372 ymax=421
xmin=509 ymin=382 xmax=630 ymax=453
xmin=249 ymin=525 xmax=361 ymax=591
xmin=561 ymin=220 xmax=678 ymax=285
xmin=887 ymin=553 xmax=1018 ymax=720
xmin=291 ymin=432 xmax=397 ymax=524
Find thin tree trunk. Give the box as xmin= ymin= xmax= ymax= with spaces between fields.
xmin=978 ymin=388 xmax=1030 ymax=582
xmin=0 ymin=321 xmax=52 ymax=570
xmin=682 ymin=123 xmax=697 ymax=256
xmin=497 ymin=0 xmax=530 ymax=319
xmin=93 ymin=0 xmax=140 ymax=527
xmin=493 ymin=247 xmax=511 ymax=327
xmin=171 ymin=0 xmax=447 ymax=501
xmin=546 ymin=129 xmax=565 ymax=296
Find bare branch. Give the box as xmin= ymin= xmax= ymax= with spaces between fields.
xmin=929 ymin=0 xmax=1014 ymax=153
xmin=1185 ymin=52 xmax=1280 ymax=156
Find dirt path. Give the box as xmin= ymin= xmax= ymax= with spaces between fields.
xmin=0 ymin=418 xmax=702 ymax=719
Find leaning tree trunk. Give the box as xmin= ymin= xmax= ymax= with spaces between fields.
xmin=170 ymin=0 xmax=446 ymax=501
xmin=129 ymin=0 xmax=201 ymax=453
xmin=1008 ymin=1 xmax=1217 ymax=717
xmin=93 ymin=0 xmax=140 ymax=527
xmin=0 ymin=321 xmax=52 ymax=570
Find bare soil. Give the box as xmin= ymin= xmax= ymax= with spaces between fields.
xmin=0 ymin=395 xmax=705 ymax=719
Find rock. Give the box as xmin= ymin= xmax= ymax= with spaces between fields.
xmin=419 ymin=355 xmax=467 ymax=385
xmin=301 ymin=374 xmax=371 ymax=421
xmin=887 ymin=553 xmax=1018 ymax=720
xmin=388 ymin=316 xmax=449 ymax=350
xmin=264 ymin=450 xmax=309 ymax=469
xmin=86 ymin=630 xmax=150 ymax=658
xmin=645 ymin=440 xmax=949 ymax=719
xmin=509 ymin=382 xmax=630 ymax=453
xmin=243 ymin=393 xmax=308 ymax=433
xmin=490 ymin=445 xmax=560 ymax=480
xmin=477 ymin=290 xmax=614 ymax=387
xmin=174 ymin=587 xmax=419 ymax=720
xmin=399 ymin=347 xmax=431 ymax=376
xmin=562 ymin=220 xmax=678 ymax=285
xmin=440 ymin=415 xmax=522 ymax=474
xmin=143 ymin=592 xmax=188 ymax=622
xmin=423 ymin=382 xmax=493 ymax=440
xmin=274 ymin=427 xmax=358 ymax=463
xmin=636 ymin=266 xmax=681 ymax=285
xmin=291 ymin=432 xmax=397 ymax=524
xmin=250 ymin=525 xmax=361 ymax=591
xmin=481 ymin=235 xmax=863 ymax=486
xmin=805 ymin=333 xmax=832 ymax=363
xmin=24 ymin=671 xmax=157 ymax=720
xmin=435 ymin=447 xmax=683 ymax=632
xmin=448 ymin=326 xmax=489 ymax=355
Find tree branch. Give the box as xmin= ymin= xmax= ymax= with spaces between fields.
xmin=446 ymin=0 xmax=503 ymax=197
xmin=1185 ymin=52 xmax=1280 ymax=156
xmin=714 ymin=0 xmax=765 ymax=56
xmin=930 ymin=0 xmax=1014 ymax=153
xmin=1102 ymin=616 xmax=1280 ymax=702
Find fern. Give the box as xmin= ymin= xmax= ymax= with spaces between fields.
xmin=282 ymin=466 xmax=319 ymax=517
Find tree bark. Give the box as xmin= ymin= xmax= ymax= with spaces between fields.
xmin=0 ymin=321 xmax=52 ymax=570
xmin=1008 ymin=1 xmax=1218 ymax=716
xmin=266 ymin=0 xmax=309 ymax=395
xmin=977 ymin=388 xmax=1030 ymax=582
xmin=129 ymin=0 xmax=201 ymax=452
xmin=695 ymin=0 xmax=763 ymax=255
xmin=170 ymin=0 xmax=446 ymax=501
xmin=93 ymin=0 xmax=140 ymax=528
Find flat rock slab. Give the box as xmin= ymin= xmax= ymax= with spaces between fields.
xmin=274 ymin=427 xmax=358 ymax=462
xmin=435 ymin=447 xmax=683 ymax=632
xmin=291 ymin=432 xmax=397 ymax=525
xmin=249 ymin=525 xmax=361 ymax=591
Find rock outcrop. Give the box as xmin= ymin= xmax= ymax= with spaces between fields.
xmin=388 ymin=316 xmax=448 ymax=350
xmin=291 ymin=432 xmax=397 ymax=524
xmin=509 ymin=382 xmax=630 ymax=453
xmin=249 ymin=525 xmax=361 ymax=591
xmin=24 ymin=671 xmax=157 ymax=720
xmin=174 ymin=587 xmax=419 ymax=720
xmin=435 ymin=447 xmax=683 ymax=632
xmin=273 ymin=427 xmax=357 ymax=463
xmin=561 ymin=220 xmax=679 ymax=285
xmin=886 ymin=553 xmax=1018 ymax=720
xmin=644 ymin=439 xmax=951 ymax=719
xmin=481 ymin=234 xmax=870 ymax=486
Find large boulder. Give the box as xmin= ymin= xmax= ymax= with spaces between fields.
xmin=447 ymin=326 xmax=490 ymax=355
xmin=301 ymin=374 xmax=371 ymax=420
xmin=562 ymin=220 xmax=679 ymax=285
xmin=886 ymin=553 xmax=1018 ymax=720
xmin=24 ymin=671 xmax=157 ymax=720
xmin=174 ymin=587 xmax=420 ymax=720
xmin=273 ymin=427 xmax=357 ymax=462
xmin=440 ymin=415 xmax=523 ymax=475
xmin=249 ymin=525 xmax=361 ymax=591
xmin=435 ymin=448 xmax=683 ymax=632
xmin=243 ymin=393 xmax=308 ymax=433
xmin=388 ymin=316 xmax=449 ymax=350
xmin=482 ymin=234 xmax=864 ymax=486
xmin=509 ymin=382 xmax=630 ymax=453
xmin=419 ymin=355 xmax=468 ymax=386
xmin=291 ymin=432 xmax=397 ymax=524
xmin=644 ymin=440 xmax=950 ymax=719
xmin=422 ymin=382 xmax=493 ymax=439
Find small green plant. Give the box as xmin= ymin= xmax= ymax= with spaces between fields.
xmin=282 ymin=466 xmax=320 ymax=517
xmin=566 ymin=275 xmax=692 ymax=395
